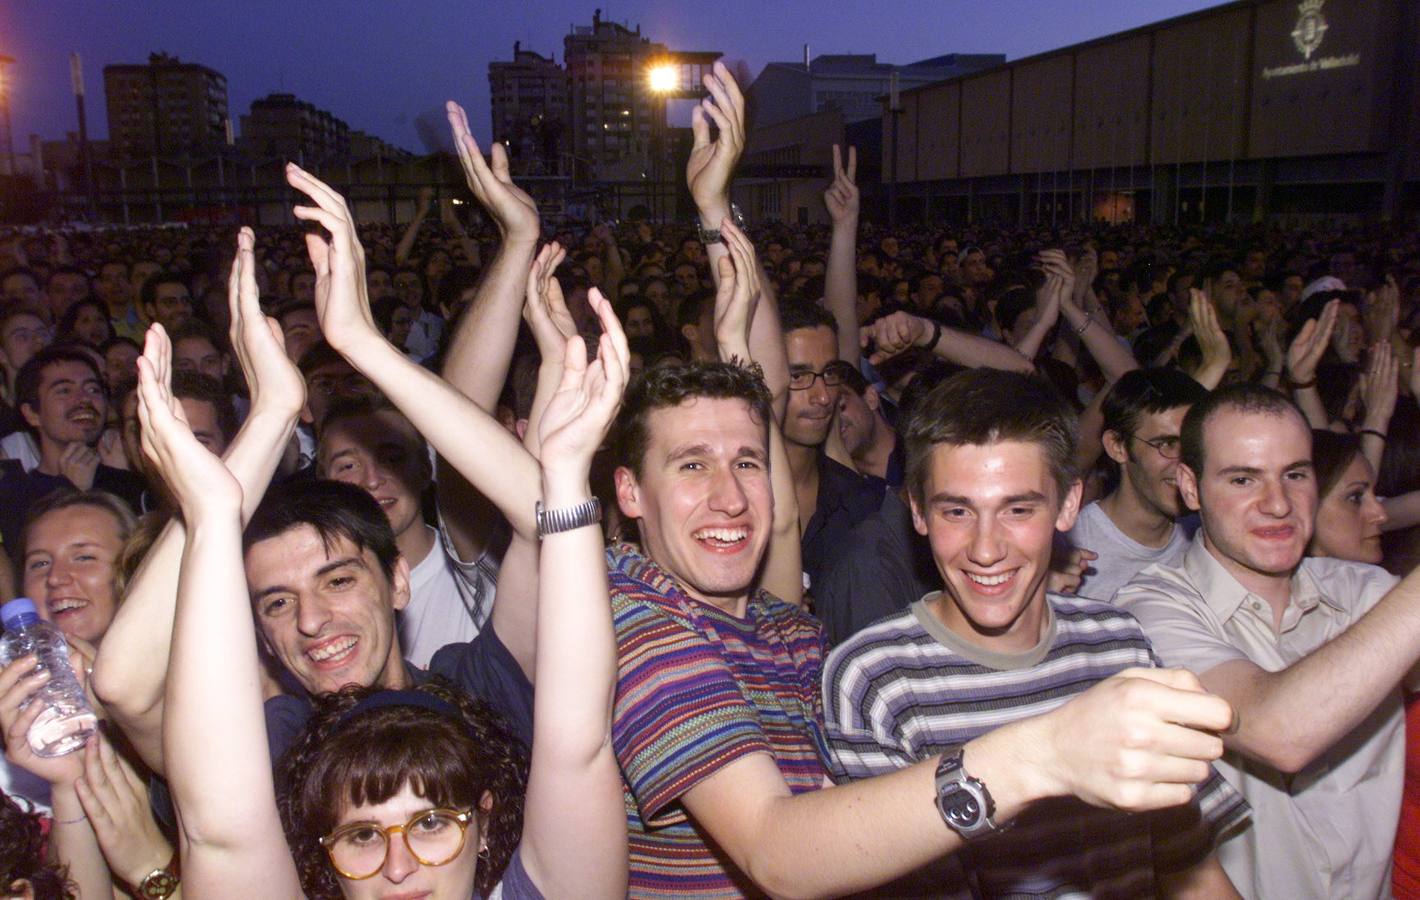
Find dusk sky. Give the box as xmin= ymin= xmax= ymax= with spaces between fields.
xmin=6 ymin=0 xmax=1225 ymax=154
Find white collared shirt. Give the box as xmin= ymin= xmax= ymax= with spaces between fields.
xmin=1117 ymin=540 xmax=1404 ymax=900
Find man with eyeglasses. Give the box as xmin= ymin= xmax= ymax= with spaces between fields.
xmin=779 ymin=298 xmax=884 ymax=593
xmin=1068 ymin=368 xmax=1208 ymax=602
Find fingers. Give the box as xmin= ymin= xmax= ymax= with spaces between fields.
xmin=1115 ymin=667 xmax=1234 ymax=733
xmin=690 ymin=103 xmax=710 ymax=151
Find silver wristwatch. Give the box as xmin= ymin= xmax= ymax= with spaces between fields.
xmin=535 ymin=498 xmax=603 ymax=539
xmin=696 ymin=202 xmax=746 ymax=244
xmin=934 ymin=747 xmax=1006 ymax=840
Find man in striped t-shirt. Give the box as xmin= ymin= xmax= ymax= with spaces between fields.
xmin=823 ymin=369 xmax=1248 ymax=897
xmin=606 ymin=356 xmax=1243 ymax=899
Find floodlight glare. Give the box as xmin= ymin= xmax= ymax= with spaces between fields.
xmin=647 ymin=65 xmax=678 ymax=93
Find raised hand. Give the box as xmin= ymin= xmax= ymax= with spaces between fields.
xmin=861 ymin=311 xmax=933 ymax=366
xmin=1189 ymin=289 xmax=1231 ymax=380
xmin=1360 ymin=341 xmax=1399 ymax=431
xmin=523 ymin=242 xmax=577 ymax=360
xmin=446 ymin=100 xmax=539 ymax=242
xmin=286 ymin=163 xmax=380 ymax=354
xmin=134 ymin=324 xmax=242 ymax=519
xmin=227 ymin=227 xmax=305 ymax=418
xmin=1037 ymin=250 xmax=1077 ymax=311
xmin=823 ymin=145 xmax=859 ymax=224
xmin=1286 ymin=298 xmax=1340 ymax=385
xmin=537 ymin=289 xmax=629 ymax=474
xmin=74 ymin=733 xmax=173 ymax=888
xmin=686 ymin=61 xmax=745 ymax=218
xmin=712 ymin=219 xmax=761 ymax=359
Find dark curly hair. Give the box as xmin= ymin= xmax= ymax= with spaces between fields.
xmin=274 ymin=679 xmax=527 ymax=900
xmin=0 ymin=791 xmax=73 ymax=900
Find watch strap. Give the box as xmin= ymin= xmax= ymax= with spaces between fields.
xmin=696 ymin=203 xmax=746 ymax=244
xmin=535 ymin=497 xmax=603 ymax=539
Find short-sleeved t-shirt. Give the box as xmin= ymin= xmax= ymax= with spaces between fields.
xmin=1065 ymin=501 xmax=1195 ymax=603
xmin=608 ymin=543 xmax=827 ymax=899
xmin=1118 ymin=541 xmax=1404 ymax=900
xmin=823 ymin=592 xmax=1248 ymax=897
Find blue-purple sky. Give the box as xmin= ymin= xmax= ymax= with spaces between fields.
xmin=6 ymin=0 xmax=1225 ymax=153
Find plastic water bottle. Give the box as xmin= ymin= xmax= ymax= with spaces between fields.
xmin=0 ymin=598 xmax=97 ymax=757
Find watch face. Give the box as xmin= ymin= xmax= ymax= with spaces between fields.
xmin=141 ymin=871 xmax=179 ymax=899
xmin=942 ymin=786 xmax=982 ymax=829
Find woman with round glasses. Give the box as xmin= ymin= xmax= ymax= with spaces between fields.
xmin=149 ymin=188 xmax=629 ymax=900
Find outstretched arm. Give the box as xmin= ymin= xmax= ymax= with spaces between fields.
xmin=823 ymin=145 xmax=861 ymax=367
xmin=440 ymin=101 xmax=540 ymax=412
xmin=92 ymin=228 xmax=305 ymax=773
xmin=287 ymin=163 xmax=541 ymax=539
xmin=1046 ymin=249 xmax=1138 ymax=382
xmin=862 ymin=311 xmax=1034 ymax=374
xmin=394 ymin=186 xmax=433 ymax=266
xmin=1358 ymin=341 xmax=1397 ymax=474
xmin=683 ymin=668 xmax=1232 ymax=898
xmin=688 ymin=63 xmax=789 ymax=406
xmin=520 ymin=291 xmax=629 ymax=900
xmin=713 ymin=221 xmax=802 ymax=605
xmin=140 ymin=325 xmax=301 ymax=898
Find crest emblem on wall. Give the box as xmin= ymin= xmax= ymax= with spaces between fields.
xmin=1291 ymin=0 xmax=1328 ymax=60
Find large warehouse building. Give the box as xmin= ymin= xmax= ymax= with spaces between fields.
xmin=882 ymin=0 xmax=1419 ymax=224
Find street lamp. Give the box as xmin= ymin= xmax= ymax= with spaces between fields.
xmin=647 ymin=64 xmax=678 ymax=94
xmin=0 ymin=55 xmax=14 ymax=178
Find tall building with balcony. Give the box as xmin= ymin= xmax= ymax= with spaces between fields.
xmin=240 ymin=93 xmax=350 ymax=162
xmin=489 ymin=42 xmax=569 ymax=176
xmin=103 ymin=53 xmax=229 ymax=158
xmin=562 ymin=10 xmax=719 ymax=184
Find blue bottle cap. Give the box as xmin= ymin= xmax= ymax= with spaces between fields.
xmin=0 ymin=597 xmax=39 ymax=630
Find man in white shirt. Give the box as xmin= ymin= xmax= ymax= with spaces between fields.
xmin=1118 ymin=383 xmax=1419 ymax=899
xmin=317 ymin=395 xmax=499 ymax=667
xmin=1068 ymin=368 xmax=1205 ymax=602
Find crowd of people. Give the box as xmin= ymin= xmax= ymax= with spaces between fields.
xmin=1 ymin=60 xmax=1420 ymax=898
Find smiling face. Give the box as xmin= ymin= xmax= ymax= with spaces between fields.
xmin=1105 ymin=406 xmax=1190 ymax=521
xmin=783 ymin=325 xmax=838 ymax=449
xmin=328 ymin=783 xmax=483 ymax=900
xmin=318 ymin=411 xmax=430 ymax=541
xmin=614 ymin=397 xmax=772 ymax=614
xmin=911 ymin=440 xmax=1081 ymax=654
xmin=24 ymin=504 xmax=124 ymax=645
xmin=22 ymin=359 xmax=107 ymax=451
xmin=1312 ymin=453 xmax=1387 ymax=564
xmin=1179 ymin=406 xmax=1316 ymax=590
xmin=246 ymin=526 xmax=410 ymax=696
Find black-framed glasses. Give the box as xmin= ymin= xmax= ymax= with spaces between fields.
xmin=1130 ymin=433 xmax=1182 ymax=459
xmin=320 ymin=807 xmax=474 ymax=880
xmin=788 ymin=361 xmax=855 ymax=392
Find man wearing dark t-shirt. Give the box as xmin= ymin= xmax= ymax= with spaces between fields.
xmin=243 ymin=479 xmax=531 ymax=759
xmin=0 ymin=346 xmax=142 ymax=554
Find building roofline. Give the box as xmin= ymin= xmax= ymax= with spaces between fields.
xmin=896 ymin=0 xmax=1259 ymax=100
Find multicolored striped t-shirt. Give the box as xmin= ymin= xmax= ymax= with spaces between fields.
xmin=608 ymin=544 xmax=828 ymax=899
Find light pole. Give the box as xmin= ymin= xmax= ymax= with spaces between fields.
xmin=646 ymin=63 xmax=678 ymax=222
xmin=0 ymin=55 xmax=14 ymax=178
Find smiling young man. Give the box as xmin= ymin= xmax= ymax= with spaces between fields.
xmin=242 ymin=479 xmax=531 ymax=760
xmin=821 ymin=368 xmax=1246 ymax=897
xmin=608 ymin=360 xmax=1242 ymax=900
xmin=316 ymin=395 xmax=499 ymax=668
xmin=1069 ymin=368 xmax=1208 ymax=602
xmin=1117 ymin=383 xmax=1420 ymax=899
xmin=0 ymin=346 xmax=141 ymax=552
